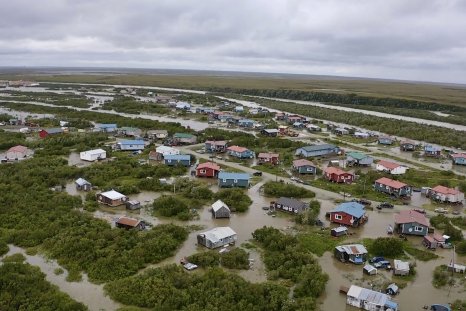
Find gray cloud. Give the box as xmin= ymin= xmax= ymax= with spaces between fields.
xmin=1 ymin=0 xmax=466 ymax=83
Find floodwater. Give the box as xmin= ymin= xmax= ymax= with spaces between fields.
xmin=67 ymin=152 xmax=94 ymax=167
xmin=0 ymin=106 xmax=55 ymax=120
xmin=2 ymin=245 xmax=120 ymax=311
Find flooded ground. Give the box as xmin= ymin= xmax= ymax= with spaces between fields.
xmin=67 ymin=152 xmax=94 ymax=167
xmin=2 ymin=245 xmax=120 ymax=311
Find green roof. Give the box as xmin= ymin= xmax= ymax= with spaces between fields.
xmin=174 ymin=133 xmax=195 ymax=138
xmin=347 ymin=152 xmax=368 ymax=160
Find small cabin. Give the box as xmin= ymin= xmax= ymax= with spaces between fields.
xmin=363 ymin=264 xmax=377 ymax=275
xmin=393 ymin=259 xmax=410 ymax=276
xmin=75 ymin=178 xmax=92 ymax=191
xmin=97 ymin=190 xmax=128 ymax=207
xmin=331 ymin=226 xmax=348 ymax=237
xmin=211 ymin=200 xmax=231 ymax=219
xmin=126 ymin=200 xmax=141 ymax=210
xmin=115 ymin=216 xmax=145 ymax=230
xmin=197 ymin=227 xmax=237 ymax=249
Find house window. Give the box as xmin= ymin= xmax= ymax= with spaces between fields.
xmin=414 ymin=226 xmax=424 ymax=232
xmin=167 ymin=160 xmax=171 ymax=163
xmin=222 ymin=179 xmax=226 ymax=182
xmin=335 ymin=214 xmax=343 ymax=220
xmin=234 ymin=179 xmax=238 ymax=183
xmin=200 ymin=169 xmax=206 ymax=174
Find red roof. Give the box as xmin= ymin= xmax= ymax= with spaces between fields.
xmin=258 ymin=152 xmax=279 ymax=159
xmin=116 ymin=217 xmax=140 ymax=227
xmin=324 ymin=167 xmax=352 ymax=176
xmin=293 ymin=159 xmax=315 ymax=167
xmin=227 ymin=145 xmax=248 ymax=153
xmin=8 ymin=145 xmax=28 ymax=153
xmin=433 ymin=233 xmax=445 ymax=242
xmin=375 ymin=177 xmax=407 ymax=189
xmin=377 ymin=160 xmax=401 ymax=170
xmin=424 ymin=235 xmax=435 ymax=243
xmin=395 ymin=210 xmax=429 ymax=227
xmin=451 ymin=153 xmax=466 ymax=159
xmin=431 ymin=185 xmax=460 ymax=195
xmin=197 ymin=162 xmax=221 ymax=171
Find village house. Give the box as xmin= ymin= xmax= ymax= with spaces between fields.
xmin=451 ymin=153 xmax=466 ymax=165
xmin=126 ymin=200 xmax=141 ymax=210
xmin=393 ymin=259 xmax=410 ymax=276
xmin=39 ymin=128 xmax=64 ymax=139
xmin=306 ymin=124 xmax=322 ymax=132
xmin=324 ymin=167 xmax=355 ymax=183
xmin=353 ymin=131 xmax=369 ymax=139
xmin=378 ymin=136 xmax=394 ymax=145
xmin=75 ymin=178 xmax=92 ymax=191
xmin=234 ymin=106 xmax=244 ymax=113
xmin=97 ymin=190 xmax=128 ymax=207
xmin=346 ymin=285 xmax=398 ymax=311
xmin=226 ymin=145 xmax=255 ymax=159
xmin=117 ymin=140 xmax=145 ymax=151
xmin=196 ymin=162 xmax=221 ymax=178
xmin=286 ymin=115 xmax=303 ymax=124
xmin=428 ymin=185 xmax=464 ymax=204
xmin=400 ymin=141 xmax=416 ymax=151
xmin=374 ymin=177 xmax=412 ymax=197
xmin=238 ymin=119 xmax=255 ymax=128
xmin=386 ymin=283 xmax=399 ymax=296
xmin=115 ymin=216 xmax=145 ymax=230
xmin=197 ymin=227 xmax=237 ymax=249
xmin=331 ymin=226 xmax=349 ymax=237
xmin=260 ymin=129 xmax=279 ymax=137
xmin=118 ymin=127 xmax=142 ymax=138
xmin=80 ymin=148 xmax=107 ymax=162
xmin=175 ymin=102 xmax=191 ymax=110
xmin=6 ymin=145 xmax=32 ymax=160
xmin=205 ymin=140 xmax=228 ymax=153
xmin=363 ymin=264 xmax=378 ymax=275
xmin=211 ymin=200 xmax=231 ymax=218
xmin=334 ymin=127 xmax=349 ymax=135
xmin=448 ymin=263 xmax=466 ymax=274
xmin=195 ymin=107 xmax=215 ymax=114
xmin=292 ymin=121 xmax=305 ymax=129
xmin=329 ymin=202 xmax=367 ymax=227
xmin=257 ymin=152 xmax=280 ymax=165
xmin=394 ymin=210 xmax=429 ymax=236
xmin=334 ymin=244 xmax=368 ymax=264
xmin=270 ymin=197 xmax=308 ymax=214
xmin=173 ymin=133 xmax=197 ymax=145
xmin=275 ymin=112 xmax=286 ymax=120
xmin=152 ymin=145 xmax=180 ymax=160
xmin=292 ymin=159 xmax=318 ymax=174
xmin=295 ymin=144 xmax=340 ymax=158
xmin=423 ymin=233 xmax=447 ymax=250
xmin=424 ymin=145 xmax=442 ymax=157
xmin=94 ymin=123 xmax=117 ymax=133
xmin=375 ymin=160 xmax=407 ymax=175
xmin=146 ymin=129 xmax=168 ymax=140
xmin=218 ymin=172 xmax=250 ymax=188
xmin=346 ymin=152 xmax=373 ymax=166
xmin=164 ymin=154 xmax=191 ymax=166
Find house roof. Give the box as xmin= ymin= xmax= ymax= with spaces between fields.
xmin=197 ymin=162 xmax=221 ymax=171
xmin=451 ymin=153 xmax=466 ymax=159
xmin=218 ymin=172 xmax=250 ymax=180
xmin=100 ymin=190 xmax=126 ymax=200
xmin=347 ymin=152 xmax=369 ymax=160
xmin=199 ymin=227 xmax=236 ymax=243
xmin=262 ymin=129 xmax=279 ymax=133
xmin=258 ymin=152 xmax=279 ymax=159
xmin=96 ymin=123 xmax=117 ymax=128
xmin=394 ymin=210 xmax=429 ymax=227
xmin=331 ymin=202 xmax=365 ymax=218
xmin=206 ymin=140 xmax=228 ymax=146
xmin=116 ymin=216 xmax=140 ymax=227
xmin=424 ymin=235 xmax=435 ymax=243
xmin=300 ymin=144 xmax=337 ymax=152
xmin=433 ymin=233 xmax=446 ymax=242
xmin=75 ymin=178 xmax=91 ymax=186
xmin=375 ymin=177 xmax=407 ymax=189
xmin=43 ymin=128 xmax=63 ymax=134
xmin=239 ymin=119 xmax=254 ymax=123
xmin=400 ymin=140 xmax=415 ymax=145
xmin=393 ymin=259 xmax=410 ymax=271
xmin=347 ymin=285 xmax=393 ymax=309
xmin=83 ymin=148 xmax=106 ymax=155
xmin=336 ymin=244 xmax=367 ymax=255
xmin=293 ymin=159 xmax=315 ymax=167
xmin=147 ymin=129 xmax=168 ymax=134
xmin=164 ymin=154 xmax=191 ymax=161
xmin=118 ymin=140 xmax=145 ymax=145
xmin=431 ymin=185 xmax=461 ymax=195
xmin=377 ymin=160 xmax=402 ymax=170
xmin=155 ymin=145 xmax=179 ymax=154
xmin=7 ymin=145 xmax=28 ymax=153
xmin=174 ymin=133 xmax=195 ymax=139
xmin=276 ymin=197 xmax=307 ymax=211
xmin=324 ymin=167 xmax=352 ymax=176
xmin=363 ymin=264 xmax=377 ymax=273
xmin=378 ymin=136 xmax=393 ymax=141
xmin=211 ymin=200 xmax=230 ymax=212
xmin=227 ymin=145 xmax=249 ymax=153
xmin=332 ymin=226 xmax=348 ymax=233
xmin=425 ymin=144 xmax=441 ymax=152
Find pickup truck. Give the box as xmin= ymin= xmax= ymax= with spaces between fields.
xmin=434 ymin=208 xmax=448 ymax=214
xmin=377 ymin=202 xmax=394 ymax=210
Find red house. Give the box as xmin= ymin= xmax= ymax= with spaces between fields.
xmin=39 ymin=128 xmax=64 ymax=139
xmin=329 ymin=202 xmax=367 ymax=227
xmin=196 ymin=162 xmax=221 ymax=178
xmin=324 ymin=167 xmax=354 ymax=183
xmin=257 ymin=152 xmax=280 ymax=165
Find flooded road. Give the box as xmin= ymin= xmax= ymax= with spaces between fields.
xmin=3 ymin=245 xmax=121 ymax=311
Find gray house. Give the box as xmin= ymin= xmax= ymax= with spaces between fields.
xmin=394 ymin=210 xmax=429 ymax=236
xmin=295 ymin=144 xmax=340 ymax=158
xmin=197 ymin=227 xmax=237 ymax=249
xmin=374 ymin=177 xmax=412 ymax=198
xmin=292 ymin=159 xmax=318 ymax=174
xmin=218 ymin=172 xmax=250 ymax=188
xmin=164 ymin=154 xmax=191 ymax=166
xmin=75 ymin=178 xmax=92 ymax=191
xmin=270 ymin=197 xmax=308 ymax=214
xmin=346 ymin=152 xmax=373 ymax=166
xmin=211 ymin=200 xmax=231 ymax=218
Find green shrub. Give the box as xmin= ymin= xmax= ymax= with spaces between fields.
xmin=187 ymin=251 xmax=220 ymax=267
xmin=263 ymin=181 xmax=315 ymax=198
xmin=213 ymin=188 xmax=252 ymax=212
xmin=367 ymin=237 xmax=404 ymax=257
xmin=0 ymin=240 xmax=8 ymax=256
xmin=2 ymin=253 xmax=26 ymax=263
xmin=221 ymin=248 xmax=249 ymax=270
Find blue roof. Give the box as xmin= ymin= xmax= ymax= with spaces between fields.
xmin=385 ymin=301 xmax=398 ymax=309
xmin=425 ymin=145 xmax=441 ymax=152
xmin=96 ymin=123 xmax=117 ymax=128
xmin=119 ymin=140 xmax=145 ymax=145
xmin=218 ymin=172 xmax=250 ymax=180
xmin=331 ymin=202 xmax=365 ymax=218
xmin=164 ymin=154 xmax=191 ymax=161
xmin=239 ymin=119 xmax=254 ymax=123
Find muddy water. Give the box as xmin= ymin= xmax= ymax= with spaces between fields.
xmin=67 ymin=152 xmax=94 ymax=167
xmin=0 ymin=106 xmax=55 ymax=120
xmin=3 ymin=245 xmax=120 ymax=311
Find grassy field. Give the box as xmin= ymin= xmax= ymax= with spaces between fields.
xmin=2 ymin=72 xmax=466 ymax=107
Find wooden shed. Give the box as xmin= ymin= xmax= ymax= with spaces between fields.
xmin=211 ymin=200 xmax=231 ymax=219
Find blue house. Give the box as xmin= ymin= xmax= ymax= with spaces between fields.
xmin=238 ymin=119 xmax=255 ymax=128
xmin=226 ymin=145 xmax=255 ymax=159
xmin=378 ymin=136 xmax=393 ymax=145
xmin=95 ymin=123 xmax=118 ymax=133
xmin=295 ymin=144 xmax=340 ymax=158
xmin=218 ymin=172 xmax=250 ymax=188
xmin=164 ymin=154 xmax=191 ymax=167
xmin=346 ymin=152 xmax=373 ymax=166
xmin=424 ymin=145 xmax=441 ymax=157
xmin=452 ymin=153 xmax=466 ymax=165
xmin=117 ymin=140 xmax=145 ymax=151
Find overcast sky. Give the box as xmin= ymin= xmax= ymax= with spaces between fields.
xmin=1 ymin=0 xmax=465 ymax=83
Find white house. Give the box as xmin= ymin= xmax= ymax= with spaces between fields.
xmin=155 ymin=145 xmax=180 ymax=157
xmin=393 ymin=259 xmax=410 ymax=276
xmin=80 ymin=149 xmax=107 ymax=162
xmin=346 ymin=285 xmax=398 ymax=311
xmin=197 ymin=227 xmax=237 ymax=249
xmin=376 ymin=160 xmax=407 ymax=175
xmin=117 ymin=140 xmax=145 ymax=151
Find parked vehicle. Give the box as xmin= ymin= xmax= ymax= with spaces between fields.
xmin=374 ymin=260 xmax=391 ymax=269
xmin=369 ymin=256 xmax=385 ymax=264
xmin=413 ymin=208 xmax=426 ymax=214
xmin=352 ymin=198 xmax=372 ymax=206
xmin=253 ymin=171 xmax=263 ymax=176
xmin=183 ymin=263 xmax=198 ymax=271
xmin=377 ymin=202 xmax=394 ymax=209
xmin=434 ymin=208 xmax=448 ymax=214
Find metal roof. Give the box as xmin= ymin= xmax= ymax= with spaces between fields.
xmin=300 ymin=144 xmax=337 ymax=152
xmin=394 ymin=210 xmax=429 ymax=227
xmin=276 ymin=197 xmax=307 ymax=211
xmin=116 ymin=216 xmax=140 ymax=227
xmin=197 ymin=162 xmax=221 ymax=171
xmin=431 ymin=185 xmax=460 ymax=195
xmin=96 ymin=123 xmax=117 ymax=128
xmin=174 ymin=133 xmax=195 ymax=138
xmin=347 ymin=152 xmax=369 ymax=160
xmin=218 ymin=172 xmax=250 ymax=180
xmin=377 ymin=160 xmax=402 ymax=170
xmin=75 ymin=178 xmax=91 ymax=186
xmin=118 ymin=140 xmax=145 ymax=145
xmin=293 ymin=159 xmax=315 ymax=167
xmin=211 ymin=200 xmax=230 ymax=212
xmin=331 ymin=202 xmax=365 ymax=218
xmin=335 ymin=244 xmax=367 ymax=255
xmin=375 ymin=177 xmax=408 ymax=189
xmin=164 ymin=154 xmax=191 ymax=161
xmin=100 ymin=190 xmax=126 ymax=200
xmin=82 ymin=148 xmax=106 ymax=155
xmin=199 ymin=227 xmax=236 ymax=243
xmin=394 ymin=259 xmax=410 ymax=272
xmin=347 ymin=285 xmax=391 ymax=308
